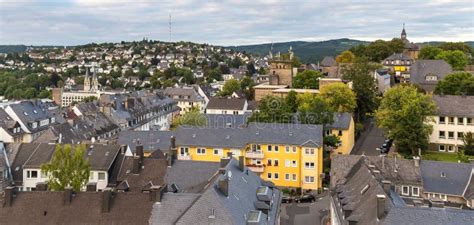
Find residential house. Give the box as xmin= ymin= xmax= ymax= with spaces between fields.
xmin=164 ymin=86 xmax=206 ymax=114
xmin=382 ymin=53 xmax=414 ymax=82
xmin=0 ymin=108 xmax=24 ymax=143
xmin=325 ymin=113 xmax=355 ymax=155
xmin=428 ymin=95 xmax=474 ymax=153
xmin=150 ymin=158 xmax=282 ymax=225
xmin=7 ymin=143 xmax=123 ymax=191
xmin=4 ymin=101 xmax=57 ymax=142
xmin=409 ymin=60 xmax=453 ymax=92
xmin=205 ymin=97 xmax=249 ymax=115
xmin=319 ymin=56 xmax=338 ymax=77
xmin=374 ymin=69 xmax=391 ymax=94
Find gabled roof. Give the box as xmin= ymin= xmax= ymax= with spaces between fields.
xmin=320 ymin=56 xmax=336 ymax=67
xmin=206 ymin=97 xmax=247 ymax=111
xmin=420 ymin=160 xmax=473 ymax=196
xmin=165 ymin=161 xmax=220 ymax=193
xmin=7 ymin=101 xmax=54 ymax=132
xmin=326 ymin=113 xmax=352 ymax=130
xmin=410 ymin=60 xmax=453 ymax=92
xmin=117 ymin=130 xmax=175 ymax=153
xmin=384 ymin=53 xmax=413 ymax=61
xmin=432 ymin=95 xmax=474 ymax=118
xmin=0 ymin=108 xmax=21 ymax=136
xmin=164 ymin=87 xmax=203 ymax=102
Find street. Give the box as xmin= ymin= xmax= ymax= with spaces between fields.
xmin=280 ymin=195 xmax=329 ymax=225
xmin=351 ymin=120 xmax=386 ymax=156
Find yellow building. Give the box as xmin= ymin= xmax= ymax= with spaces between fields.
xmin=171 ymin=123 xmax=324 ymax=191
xmin=325 ymin=113 xmax=355 ymax=155
xmin=382 ymin=53 xmax=414 ymax=83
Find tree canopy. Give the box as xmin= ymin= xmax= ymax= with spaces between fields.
xmin=219 ymin=79 xmax=241 ymax=96
xmin=435 ymin=50 xmax=469 ymax=70
xmin=434 ymin=72 xmax=474 ymax=96
xmin=349 ymin=38 xmax=404 ymax=62
xmin=292 ymin=70 xmax=323 ymax=89
xmin=376 ymin=85 xmax=436 ymax=156
xmin=335 ymin=50 xmax=356 ymax=64
xmin=40 ymin=144 xmax=91 ymax=191
xmin=320 ymin=83 xmax=357 ymax=113
xmin=173 ymin=107 xmax=207 ymax=127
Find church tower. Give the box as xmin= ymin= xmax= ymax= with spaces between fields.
xmin=401 ymin=23 xmax=407 ymax=40
xmin=90 ymin=67 xmax=99 ymax=92
xmin=83 ymin=68 xmax=91 ymax=92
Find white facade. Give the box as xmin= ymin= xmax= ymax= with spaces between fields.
xmin=429 ymin=116 xmax=474 ymax=152
xmin=22 ymin=168 xmax=109 ymax=191
xmin=61 ymin=91 xmax=101 ymax=107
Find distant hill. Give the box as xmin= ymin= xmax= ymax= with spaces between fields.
xmin=227 ymin=38 xmax=368 ymax=63
xmin=0 ymin=45 xmax=28 ymax=53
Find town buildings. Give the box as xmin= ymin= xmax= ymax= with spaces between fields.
xmin=409 ymin=60 xmax=453 ymax=92
xmin=428 ymin=95 xmax=474 ymax=153
xmin=205 ymin=97 xmax=249 ymax=115
xmin=164 ymin=86 xmax=206 ymax=114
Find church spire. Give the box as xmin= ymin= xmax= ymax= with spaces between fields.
xmin=401 ymin=23 xmax=407 ymax=39
xmin=83 ymin=67 xmax=91 ymax=92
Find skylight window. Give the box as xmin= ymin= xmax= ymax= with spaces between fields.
xmin=361 ymin=184 xmax=369 ymax=194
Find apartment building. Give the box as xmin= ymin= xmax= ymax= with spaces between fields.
xmin=325 ymin=113 xmax=355 ymax=155
xmin=429 ymin=95 xmax=474 ymax=152
xmin=164 ymin=86 xmax=206 ymax=114
xmin=0 ymin=108 xmax=24 ymax=143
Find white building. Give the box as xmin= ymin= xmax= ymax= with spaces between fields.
xmin=428 ymin=95 xmax=474 ymax=152
xmin=164 ymin=87 xmax=206 ymax=115
xmin=205 ymin=97 xmax=249 ymax=115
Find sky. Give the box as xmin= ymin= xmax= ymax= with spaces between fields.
xmin=0 ymin=0 xmax=473 ymax=46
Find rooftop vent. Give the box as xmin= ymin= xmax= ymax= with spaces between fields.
xmin=441 ymin=172 xmax=446 ymax=178
xmin=246 ymin=210 xmax=264 ymax=225
xmin=256 ymin=186 xmax=272 ymax=202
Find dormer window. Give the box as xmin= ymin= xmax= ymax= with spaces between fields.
xmin=33 ymin=110 xmax=38 ymax=114
xmin=425 ymin=75 xmax=438 ymax=81
xmin=23 ymin=112 xmax=28 ymax=116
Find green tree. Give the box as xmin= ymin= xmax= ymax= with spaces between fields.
xmin=438 ymin=42 xmax=472 ymax=54
xmin=293 ymin=70 xmax=323 ymax=89
xmin=419 ymin=45 xmax=443 ymax=59
xmin=248 ymin=96 xmax=292 ymax=123
xmin=297 ymin=93 xmax=334 ymax=125
xmin=434 ymin=72 xmax=474 ymax=96
xmin=323 ymin=134 xmax=340 ymax=148
xmin=41 ymin=144 xmax=91 ymax=191
xmin=285 ymin=90 xmax=298 ymax=113
xmin=435 ymin=50 xmax=468 ymax=70
xmin=320 ymin=83 xmax=357 ymax=113
xmin=376 ymin=85 xmax=436 ymax=156
xmin=461 ymin=132 xmax=474 ymax=156
xmin=173 ymin=107 xmax=207 ymax=127
xmin=335 ymin=50 xmax=355 ymax=63
xmin=219 ymin=79 xmax=241 ymax=96
xmin=341 ymin=57 xmax=380 ymax=122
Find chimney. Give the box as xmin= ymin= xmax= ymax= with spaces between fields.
xmin=132 ymin=155 xmax=141 ymax=174
xmin=135 ymin=145 xmax=144 ymax=163
xmin=3 ymin=186 xmax=14 ymax=207
xmin=382 ymin=180 xmax=391 ymax=193
xmin=36 ymin=182 xmax=48 ymax=191
xmin=149 ymin=185 xmax=166 ymax=202
xmin=376 ymin=195 xmax=386 ymax=220
xmin=220 ymin=157 xmax=231 ymax=169
xmin=239 ymin=156 xmax=245 ymax=171
xmin=227 ymin=152 xmax=233 ymax=158
xmin=413 ymin=156 xmax=420 ymax=168
xmin=64 ymin=187 xmax=73 ymax=205
xmin=86 ymin=183 xmax=97 ymax=192
xmin=170 ymin=136 xmax=176 ymax=150
xmin=102 ymin=188 xmax=113 ymax=213
xmin=218 ymin=177 xmax=229 ymax=197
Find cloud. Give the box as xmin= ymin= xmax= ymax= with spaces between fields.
xmin=0 ymin=0 xmax=472 ymax=45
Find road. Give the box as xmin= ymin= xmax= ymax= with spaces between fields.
xmin=280 ymin=195 xmax=329 ymax=225
xmin=351 ymin=120 xmax=386 ymax=156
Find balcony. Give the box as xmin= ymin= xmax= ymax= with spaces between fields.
xmin=245 ymin=151 xmax=264 ymax=159
xmin=247 ymin=164 xmax=265 ymax=173
xmin=178 ymin=154 xmax=191 ymax=160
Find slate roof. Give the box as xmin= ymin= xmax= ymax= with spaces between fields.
xmin=420 ymin=160 xmax=473 ymax=196
xmin=206 ymin=113 xmax=249 ymax=129
xmin=326 ymin=112 xmax=352 ymax=130
xmin=149 ymin=193 xmax=201 ymax=225
xmin=410 ymin=60 xmax=453 ymax=92
xmin=320 ymin=56 xmax=336 ymax=67
xmin=34 ymin=123 xmax=85 ymax=144
xmin=0 ymin=191 xmax=155 ymax=225
xmin=0 ymin=108 xmax=21 ymax=137
xmin=117 ymin=130 xmax=175 ymax=153
xmin=383 ymin=206 xmax=474 ymax=225
xmin=384 ymin=53 xmax=413 ymax=62
xmin=165 ymin=161 xmax=220 ymax=193
xmin=154 ymin=159 xmax=281 ymax=225
xmin=206 ymin=97 xmax=247 ymax=111
xmin=113 ymin=157 xmax=168 ymax=192
xmin=164 ymin=87 xmax=203 ymax=102
xmin=432 ymin=95 xmax=474 ymax=118
xmin=7 ymin=101 xmax=54 ymax=133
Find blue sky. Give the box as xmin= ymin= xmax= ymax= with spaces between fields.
xmin=0 ymin=0 xmax=473 ymax=46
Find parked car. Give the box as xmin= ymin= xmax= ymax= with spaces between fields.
xmin=295 ymin=194 xmax=316 ymax=203
xmin=281 ymin=195 xmax=293 ymax=203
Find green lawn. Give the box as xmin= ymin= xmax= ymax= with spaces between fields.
xmin=422 ymin=151 xmax=472 ymax=162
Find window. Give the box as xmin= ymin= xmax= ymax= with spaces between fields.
xmin=412 ymin=187 xmax=419 ymax=197
xmin=214 ymin=149 xmax=223 ymax=156
xmin=267 ymin=159 xmax=272 ymax=166
xmin=447 ymin=145 xmax=454 ymax=152
xmin=26 ymin=170 xmax=38 ymax=179
xmin=305 ymin=162 xmax=315 ymax=169
xmin=285 ymin=174 xmax=290 ymax=181
xmin=267 ymin=173 xmax=272 ymax=179
xmin=305 ymin=148 xmax=315 ymax=155
xmin=458 ymin=117 xmax=464 ymax=125
xmin=292 ymin=146 xmax=297 ymax=153
xmin=292 ymin=174 xmax=297 ymax=181
xmin=448 ymin=117 xmax=455 ymax=125
xmin=285 ymin=146 xmax=290 ymax=153
xmin=98 ymin=172 xmax=106 ymax=181
xmin=274 ymin=173 xmax=279 ymax=180
xmin=274 ymin=146 xmax=279 ymax=152
xmin=458 ymin=132 xmax=464 ymax=140
xmin=402 ymin=186 xmax=409 ymax=196
xmin=285 ymin=160 xmax=290 ymax=167
xmin=448 ymin=131 xmax=454 ymax=139
xmin=274 ymin=159 xmax=279 ymax=166
xmin=180 ymin=147 xmax=189 ymax=156
xmin=231 ymin=149 xmax=241 ymax=157
xmin=292 ymin=160 xmax=297 ymax=167
xmin=304 ymin=176 xmax=315 ymax=183
xmin=439 ymin=117 xmax=445 ymax=124
xmin=467 ymin=118 xmax=473 ymax=125
xmin=325 ymin=130 xmax=331 ymax=136
xmin=439 ymin=145 xmax=446 ymax=152
xmin=197 ymin=148 xmax=206 ymax=155
xmin=439 ymin=131 xmax=445 ymax=139
xmin=90 ymin=172 xmax=94 ymax=180
xmin=338 ymin=130 xmax=343 ymax=136
xmin=267 ymin=145 xmax=272 ymax=152
xmin=252 ymin=144 xmax=261 ymax=151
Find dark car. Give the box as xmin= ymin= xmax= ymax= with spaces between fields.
xmin=282 ymin=195 xmax=293 ymax=203
xmin=295 ymin=194 xmax=316 ymax=203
